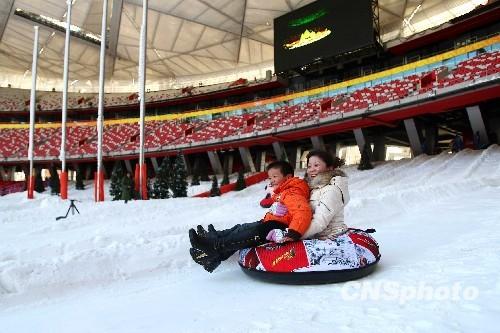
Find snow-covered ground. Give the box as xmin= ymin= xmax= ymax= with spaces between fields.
xmin=1 ymin=146 xmax=500 ymax=333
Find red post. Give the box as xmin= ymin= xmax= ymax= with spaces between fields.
xmin=27 ymin=175 xmax=35 ymax=199
xmin=60 ymin=171 xmax=68 ymax=199
xmin=141 ymin=163 xmax=148 ymax=200
xmin=134 ymin=164 xmax=140 ymax=192
xmin=94 ymin=171 xmax=105 ymax=202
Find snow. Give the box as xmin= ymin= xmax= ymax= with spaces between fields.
xmin=1 ymin=146 xmax=500 ymax=333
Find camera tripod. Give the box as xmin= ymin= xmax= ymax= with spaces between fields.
xmin=56 ymin=199 xmax=81 ymax=220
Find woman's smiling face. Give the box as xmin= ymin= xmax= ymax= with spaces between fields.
xmin=307 ymin=155 xmax=331 ymax=178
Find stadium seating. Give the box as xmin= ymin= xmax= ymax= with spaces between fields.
xmin=1 ymin=50 xmax=498 ymax=159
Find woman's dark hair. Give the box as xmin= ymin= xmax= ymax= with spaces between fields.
xmin=266 ymin=160 xmax=294 ymax=176
xmin=306 ymin=150 xmax=345 ymax=168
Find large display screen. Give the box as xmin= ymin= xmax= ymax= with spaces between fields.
xmin=274 ymin=0 xmax=375 ymax=73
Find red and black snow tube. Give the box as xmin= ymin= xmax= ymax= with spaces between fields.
xmin=238 ymin=229 xmax=380 ymax=285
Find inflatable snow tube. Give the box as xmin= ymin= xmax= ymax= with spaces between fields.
xmin=259 ymin=196 xmax=274 ymax=208
xmin=238 ymin=229 xmax=380 ymax=285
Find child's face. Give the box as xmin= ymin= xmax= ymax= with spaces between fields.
xmin=267 ymin=167 xmax=289 ymax=188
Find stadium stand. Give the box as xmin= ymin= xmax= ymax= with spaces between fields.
xmin=0 ymin=47 xmax=499 ymax=160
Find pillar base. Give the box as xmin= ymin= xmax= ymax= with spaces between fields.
xmin=27 ymin=175 xmax=35 ymax=199
xmin=94 ymin=171 xmax=105 ymax=202
xmin=60 ymin=171 xmax=68 ymax=200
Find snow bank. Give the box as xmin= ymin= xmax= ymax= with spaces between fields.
xmin=1 ymin=146 xmax=500 ymax=332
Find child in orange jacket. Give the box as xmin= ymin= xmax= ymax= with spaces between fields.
xmin=189 ymin=160 xmax=312 ymax=272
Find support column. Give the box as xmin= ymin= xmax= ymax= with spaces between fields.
xmin=85 ymin=165 xmax=92 ymax=180
xmin=404 ymin=119 xmax=423 ymax=156
xmin=372 ymin=136 xmax=386 ymax=162
xmin=0 ymin=166 xmax=7 ymax=181
xmin=223 ymin=154 xmax=234 ymax=174
xmin=488 ymin=116 xmax=500 ymax=145
xmin=353 ymin=128 xmax=371 ymax=156
xmin=258 ymin=151 xmax=267 ymax=171
xmin=182 ymin=154 xmax=191 ymax=175
xmin=207 ymin=151 xmax=223 ymax=175
xmin=150 ymin=157 xmax=159 ymax=173
xmin=424 ymin=123 xmax=438 ymax=155
xmin=238 ymin=147 xmax=256 ymax=172
xmin=311 ymin=136 xmax=326 ymax=151
xmin=466 ymin=106 xmax=489 ymax=148
xmin=295 ymin=146 xmax=302 ymax=170
xmin=124 ymin=159 xmax=133 ymax=173
xmin=272 ymin=142 xmax=288 ymax=161
xmin=10 ymin=166 xmax=17 ymax=181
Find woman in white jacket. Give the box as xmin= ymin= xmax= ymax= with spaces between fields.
xmin=301 ymin=149 xmax=349 ymax=240
xmin=267 ymin=149 xmax=349 ymax=241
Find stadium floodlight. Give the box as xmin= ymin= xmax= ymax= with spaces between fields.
xmin=59 ymin=0 xmax=73 ymax=200
xmin=27 ymin=26 xmax=39 ymax=200
xmin=95 ymin=0 xmax=108 ymax=202
xmin=137 ymin=0 xmax=148 ymax=200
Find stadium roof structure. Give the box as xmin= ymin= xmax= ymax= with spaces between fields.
xmin=0 ymin=0 xmax=493 ymax=92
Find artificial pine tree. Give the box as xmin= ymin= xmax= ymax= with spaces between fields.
xmin=171 ymin=153 xmax=188 ymax=197
xmin=235 ymin=169 xmax=246 ymax=191
xmin=152 ymin=157 xmax=172 ymax=199
xmin=109 ymin=164 xmax=124 ymax=200
xmin=209 ymin=175 xmax=221 ymax=197
xmin=49 ymin=166 xmax=60 ymax=195
xmin=75 ymin=166 xmax=85 ymax=190
xmin=220 ymin=167 xmax=229 ymax=186
xmin=34 ymin=167 xmax=45 ymax=193
xmin=358 ymin=144 xmax=374 ymax=170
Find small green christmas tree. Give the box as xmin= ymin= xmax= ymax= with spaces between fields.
xmin=152 ymin=157 xmax=172 ymax=199
xmin=110 ymin=164 xmax=124 ymax=200
xmin=358 ymin=144 xmax=374 ymax=171
xmin=234 ymin=169 xmax=246 ymax=191
xmin=34 ymin=167 xmax=45 ymax=193
xmin=75 ymin=166 xmax=85 ymax=190
xmin=209 ymin=175 xmax=221 ymax=197
xmin=49 ymin=166 xmax=60 ymax=195
xmin=220 ymin=167 xmax=229 ymax=186
xmin=171 ymin=153 xmax=188 ymax=198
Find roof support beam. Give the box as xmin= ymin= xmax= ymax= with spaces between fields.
xmin=0 ymin=0 xmax=14 ymax=41
xmin=106 ymin=0 xmax=123 ymax=77
xmin=379 ymin=5 xmax=403 ymax=19
xmin=124 ymin=0 xmax=268 ymax=46
xmin=236 ymin=0 xmax=247 ymax=63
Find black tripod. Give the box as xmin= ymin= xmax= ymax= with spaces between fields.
xmin=56 ymin=199 xmax=81 ymax=220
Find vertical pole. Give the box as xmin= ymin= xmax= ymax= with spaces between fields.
xmin=28 ymin=26 xmax=39 ymax=199
xmin=60 ymin=0 xmax=73 ymax=200
xmin=138 ymin=0 xmax=148 ymax=199
xmin=96 ymin=0 xmax=108 ymax=202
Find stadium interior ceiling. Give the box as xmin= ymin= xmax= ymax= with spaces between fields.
xmin=0 ymin=0 xmax=495 ymax=92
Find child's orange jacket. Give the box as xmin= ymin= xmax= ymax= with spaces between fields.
xmin=263 ymin=177 xmax=312 ymax=236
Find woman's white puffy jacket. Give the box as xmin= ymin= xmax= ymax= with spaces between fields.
xmin=301 ymin=169 xmax=349 ymax=239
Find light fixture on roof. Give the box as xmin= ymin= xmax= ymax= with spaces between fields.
xmin=14 ymin=7 xmax=101 ymax=46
